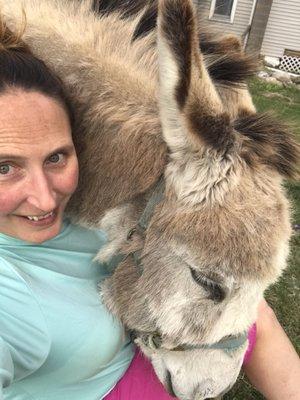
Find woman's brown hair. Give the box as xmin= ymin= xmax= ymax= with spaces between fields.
xmin=0 ymin=16 xmax=73 ymax=124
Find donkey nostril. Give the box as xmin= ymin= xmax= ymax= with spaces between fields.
xmin=165 ymin=370 xmax=177 ymax=398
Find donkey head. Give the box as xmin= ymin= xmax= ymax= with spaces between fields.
xmin=102 ymin=0 xmax=299 ymax=398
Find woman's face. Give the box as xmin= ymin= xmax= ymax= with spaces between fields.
xmin=0 ymin=89 xmax=79 ymax=243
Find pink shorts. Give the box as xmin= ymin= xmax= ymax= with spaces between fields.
xmin=105 ymin=324 xmax=257 ymax=400
xmin=104 ymin=350 xmax=174 ymax=400
xmin=243 ymin=323 xmax=257 ymax=364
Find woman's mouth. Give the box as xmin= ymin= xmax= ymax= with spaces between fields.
xmin=26 ymin=211 xmax=54 ymax=221
xmin=17 ymin=209 xmax=58 ymax=227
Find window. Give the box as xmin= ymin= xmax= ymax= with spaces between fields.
xmin=209 ymin=0 xmax=238 ymax=23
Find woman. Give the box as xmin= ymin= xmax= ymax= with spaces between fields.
xmin=0 ymin=22 xmax=134 ymax=400
xmin=0 ymin=20 xmax=299 ymax=400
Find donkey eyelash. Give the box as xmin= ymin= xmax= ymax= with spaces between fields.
xmin=189 ymin=268 xmax=226 ymax=303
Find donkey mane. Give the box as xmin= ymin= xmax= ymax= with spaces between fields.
xmin=93 ymin=0 xmax=149 ymax=18
xmin=236 ymin=113 xmax=300 ymax=179
xmin=185 ymin=99 xmax=300 ymax=178
xmin=93 ymin=0 xmax=259 ymax=87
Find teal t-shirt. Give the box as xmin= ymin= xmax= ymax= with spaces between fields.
xmin=0 ymin=219 xmax=134 ymax=400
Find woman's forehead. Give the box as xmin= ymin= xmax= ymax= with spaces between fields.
xmin=0 ymin=89 xmax=70 ymax=126
xmin=0 ymin=89 xmax=73 ymax=156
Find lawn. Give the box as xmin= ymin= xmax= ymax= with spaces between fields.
xmin=224 ymin=78 xmax=300 ymax=400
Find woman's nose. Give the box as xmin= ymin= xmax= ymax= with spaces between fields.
xmin=25 ymin=172 xmax=57 ymax=212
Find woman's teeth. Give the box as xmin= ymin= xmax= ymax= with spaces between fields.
xmin=26 ymin=211 xmax=54 ymax=221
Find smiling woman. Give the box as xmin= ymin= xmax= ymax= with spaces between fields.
xmin=0 ymin=20 xmax=79 ymax=243
xmin=0 ymin=17 xmax=137 ymax=400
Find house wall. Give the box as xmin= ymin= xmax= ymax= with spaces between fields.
xmin=261 ymin=0 xmax=300 ymax=57
xmin=195 ymin=0 xmax=254 ymax=38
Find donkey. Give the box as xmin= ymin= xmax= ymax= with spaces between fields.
xmin=2 ymin=0 xmax=299 ymax=398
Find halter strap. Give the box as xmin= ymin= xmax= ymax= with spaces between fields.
xmin=126 ymin=176 xmax=165 ymax=272
xmin=137 ymin=176 xmax=165 ymax=231
xmin=138 ymin=331 xmax=248 ymax=355
xmin=107 ymin=177 xmax=165 ymax=274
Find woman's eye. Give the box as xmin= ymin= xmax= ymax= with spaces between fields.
xmin=47 ymin=153 xmax=65 ymax=164
xmin=0 ymin=164 xmax=13 ymax=175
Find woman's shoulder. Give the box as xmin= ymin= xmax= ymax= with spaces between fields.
xmin=0 ymin=257 xmax=51 ymax=380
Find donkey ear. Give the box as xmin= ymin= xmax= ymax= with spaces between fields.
xmin=157 ymin=0 xmax=234 ymax=153
xmin=158 ymin=0 xmax=196 ymax=112
xmin=157 ymin=0 xmax=196 ymax=152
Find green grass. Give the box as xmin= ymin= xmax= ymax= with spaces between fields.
xmin=224 ymin=78 xmax=300 ymax=400
xmin=248 ymin=78 xmax=300 ymax=136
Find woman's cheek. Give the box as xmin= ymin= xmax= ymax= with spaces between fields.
xmin=63 ymin=159 xmax=79 ymax=195
xmin=0 ymin=189 xmax=22 ymax=215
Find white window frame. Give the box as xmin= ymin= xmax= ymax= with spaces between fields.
xmin=209 ymin=0 xmax=238 ymax=24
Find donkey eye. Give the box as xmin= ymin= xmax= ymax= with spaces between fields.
xmin=190 ymin=268 xmax=226 ymax=303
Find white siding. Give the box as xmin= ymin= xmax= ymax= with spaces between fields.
xmin=261 ymin=0 xmax=300 ymax=57
xmin=196 ymin=0 xmax=254 ymax=38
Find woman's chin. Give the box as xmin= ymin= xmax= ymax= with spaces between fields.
xmin=25 ymin=222 xmax=62 ymax=244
